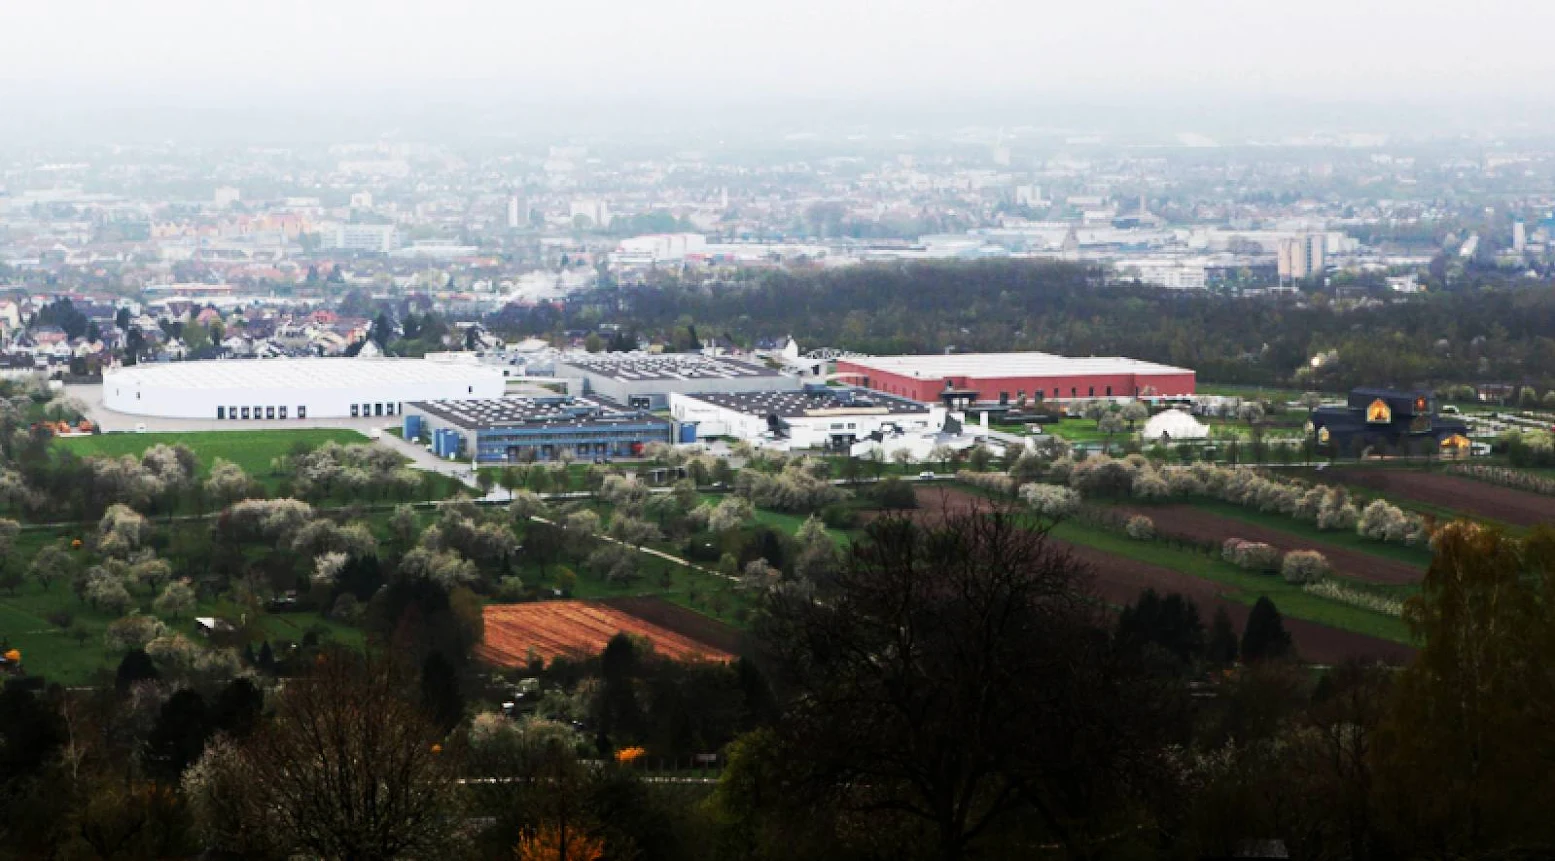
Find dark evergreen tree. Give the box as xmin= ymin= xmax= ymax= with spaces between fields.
xmin=1241 ymin=597 xmax=1294 ymax=663
xmin=114 ymin=648 xmax=160 ymax=693
xmin=144 ymin=689 xmax=210 ymax=782
xmin=420 ymin=651 xmax=463 ymax=732
xmin=0 ymin=686 xmax=65 ymax=783
xmin=596 ymin=633 xmax=646 ymax=748
xmin=1207 ymin=605 xmax=1240 ymax=666
xmin=211 ymin=677 xmax=264 ymax=738
xmin=1116 ymin=589 xmax=1205 ymax=667
xmin=257 ymin=640 xmax=277 ymax=673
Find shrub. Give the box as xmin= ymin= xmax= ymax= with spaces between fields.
xmin=1357 ymin=499 xmax=1424 ymax=544
xmin=872 ymin=477 xmax=919 ymax=511
xmin=1019 ymin=483 xmax=1080 ymax=518
xmin=956 ymin=470 xmax=1018 ymax=496
xmin=819 ymin=504 xmax=860 ymax=530
xmin=1222 ymin=538 xmax=1282 ymax=573
xmin=1125 ymin=515 xmax=1155 ymax=541
xmin=1280 ymin=550 xmax=1330 ymax=584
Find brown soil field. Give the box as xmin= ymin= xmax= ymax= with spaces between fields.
xmin=875 ymin=486 xmax=1415 ymax=664
xmin=478 ymin=601 xmax=734 ymax=667
xmin=1057 ymin=540 xmax=1415 ymax=665
xmin=1323 ymin=468 xmax=1554 ymax=528
xmin=599 ymin=596 xmax=747 ymax=656
xmin=1115 ymin=504 xmax=1424 ymax=585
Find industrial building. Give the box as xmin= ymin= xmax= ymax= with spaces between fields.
xmin=404 ymin=395 xmax=673 ymax=463
xmin=669 ymin=386 xmax=937 ymax=449
xmin=102 ymin=358 xmax=506 ymax=420
xmin=555 ymin=351 xmax=801 ymax=409
xmin=835 ymin=352 xmax=1195 ymax=406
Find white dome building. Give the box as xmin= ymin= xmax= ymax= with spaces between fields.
xmin=1140 ymin=408 xmax=1209 ymax=442
xmin=102 ymin=358 xmax=506 ymax=421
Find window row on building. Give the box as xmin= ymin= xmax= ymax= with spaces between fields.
xmin=215 ymin=401 xmax=403 ymax=420
xmin=217 ymin=405 xmax=308 ymax=420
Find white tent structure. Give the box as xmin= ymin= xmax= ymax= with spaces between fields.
xmin=1140 ymin=408 xmax=1209 ymax=442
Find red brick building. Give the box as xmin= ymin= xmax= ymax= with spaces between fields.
xmin=835 ymin=352 xmax=1195 ymax=405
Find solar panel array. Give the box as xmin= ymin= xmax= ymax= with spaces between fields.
xmin=411 ymin=396 xmax=653 ymax=430
xmin=558 ymin=351 xmax=779 ymax=382
xmin=689 ymin=388 xmax=929 ymax=419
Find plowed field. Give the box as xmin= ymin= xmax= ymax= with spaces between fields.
xmin=1061 ymin=541 xmax=1414 ymax=665
xmin=876 ymin=486 xmax=1415 ymax=664
xmin=1115 ymin=504 xmax=1425 ymax=585
xmin=1323 ymin=468 xmax=1554 ymax=528
xmin=599 ymin=596 xmax=746 ymax=655
xmin=478 ymin=601 xmax=734 ymax=666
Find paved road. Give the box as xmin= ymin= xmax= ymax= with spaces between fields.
xmin=373 ymin=429 xmax=482 ymax=491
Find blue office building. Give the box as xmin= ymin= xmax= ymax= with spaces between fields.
xmin=403 ymin=395 xmax=672 ymax=463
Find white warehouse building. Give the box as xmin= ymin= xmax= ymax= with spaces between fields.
xmin=102 ymin=358 xmax=506 ymax=421
xmin=670 ymin=387 xmax=938 ymax=450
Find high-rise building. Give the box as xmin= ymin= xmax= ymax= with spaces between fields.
xmin=506 ymin=196 xmax=531 ymax=229
xmin=1514 ymin=221 xmax=1527 ymax=253
xmin=569 ymin=198 xmax=611 ymax=228
xmin=213 ymin=186 xmax=241 ymax=207
xmin=1277 ymin=234 xmax=1325 ymax=281
xmin=326 ymin=224 xmax=398 ymax=253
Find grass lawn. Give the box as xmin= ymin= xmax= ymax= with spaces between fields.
xmin=1048 ymin=518 xmax=1413 ymax=644
xmin=58 ymin=429 xmax=368 ymax=484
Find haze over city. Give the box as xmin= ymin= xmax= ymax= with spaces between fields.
xmin=1 ymin=3 xmax=1555 ymax=860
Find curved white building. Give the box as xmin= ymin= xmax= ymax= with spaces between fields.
xmin=102 ymin=358 xmax=506 ymax=421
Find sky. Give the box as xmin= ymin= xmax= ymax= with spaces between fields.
xmin=3 ymin=0 xmax=1555 ymax=139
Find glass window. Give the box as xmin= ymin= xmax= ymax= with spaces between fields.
xmin=230 ymin=405 xmax=237 ymax=418
xmin=1105 ymin=386 xmax=1112 ymax=396
xmin=279 ymin=406 xmax=287 ymax=419
xmin=241 ymin=407 xmax=250 ymax=419
xmin=298 ymin=406 xmax=306 ymax=419
xmin=265 ymin=407 xmax=275 ymax=419
xmin=351 ymin=404 xmax=359 ymax=418
xmin=216 ymin=406 xmax=225 ymax=420
xmin=375 ymin=403 xmax=383 ymax=417
xmin=1088 ymin=387 xmax=1095 ymax=397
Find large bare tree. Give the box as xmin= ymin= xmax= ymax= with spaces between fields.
xmin=758 ymin=510 xmax=1170 ymax=860
xmin=190 ymin=650 xmax=461 ymax=860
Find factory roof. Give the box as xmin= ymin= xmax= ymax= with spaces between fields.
xmin=841 ymin=352 xmax=1193 ymax=378
xmin=680 ymin=388 xmax=931 ymax=419
xmin=556 ymin=351 xmax=783 ymax=383
xmin=408 ymin=395 xmax=668 ymax=431
xmin=104 ymin=357 xmax=501 ymax=390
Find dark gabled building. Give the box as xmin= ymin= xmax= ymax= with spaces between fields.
xmin=1310 ymin=388 xmax=1471 ymax=456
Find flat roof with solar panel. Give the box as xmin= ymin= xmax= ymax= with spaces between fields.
xmin=406 ymin=395 xmax=665 ymax=431
xmin=554 ymin=351 xmax=784 ymax=382
xmin=683 ymin=388 xmax=930 ymax=419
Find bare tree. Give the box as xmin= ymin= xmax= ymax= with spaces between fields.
xmin=757 ymin=510 xmax=1170 ymax=860
xmin=188 ymin=649 xmax=463 ymax=860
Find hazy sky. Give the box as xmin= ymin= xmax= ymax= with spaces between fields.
xmin=4 ymin=0 xmax=1554 ymax=105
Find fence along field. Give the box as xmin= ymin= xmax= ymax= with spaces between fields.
xmin=478 ymin=601 xmax=735 ymax=666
